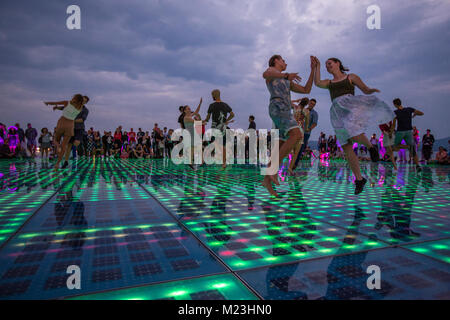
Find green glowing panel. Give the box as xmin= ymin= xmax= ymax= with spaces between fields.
xmin=405 ymin=239 xmax=450 ymax=264
xmin=67 ymin=274 xmax=258 ymax=300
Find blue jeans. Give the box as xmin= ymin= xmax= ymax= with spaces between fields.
xmin=294 ymin=132 xmax=311 ymax=167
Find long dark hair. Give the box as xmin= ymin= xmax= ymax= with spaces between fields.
xmin=299 ymin=97 xmax=309 ymax=107
xmin=328 ymin=58 xmax=349 ymax=73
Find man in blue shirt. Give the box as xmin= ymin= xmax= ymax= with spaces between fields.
xmin=293 ymin=98 xmax=318 ymax=169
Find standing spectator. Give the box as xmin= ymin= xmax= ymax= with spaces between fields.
xmin=39 ymin=128 xmax=52 ymax=159
xmin=128 ymin=128 xmax=137 ymax=148
xmin=25 ymin=123 xmax=38 ymax=157
xmin=248 ymin=115 xmax=256 ymax=130
xmin=15 ymin=123 xmax=25 ymax=143
xmin=370 ymin=133 xmax=379 ymax=156
xmin=86 ymin=129 xmax=95 ymax=157
xmin=102 ymin=131 xmax=108 ymax=156
xmin=93 ymin=131 xmax=103 ymax=156
xmin=106 ymin=132 xmax=113 ymax=157
xmin=318 ymin=132 xmax=327 ymax=154
xmin=152 ymin=124 xmax=163 ymax=158
xmin=8 ymin=126 xmax=20 ymax=153
xmin=166 ymin=129 xmax=174 ymax=159
xmin=122 ymin=131 xmax=128 ymax=148
xmin=137 ymin=128 xmax=144 ymax=144
xmin=114 ymin=127 xmax=122 ymax=147
xmin=162 ymin=127 xmax=168 ymax=158
xmin=422 ymin=129 xmax=435 ymax=163
xmin=0 ymin=123 xmax=7 ymax=142
xmin=143 ymin=131 xmax=151 ymax=151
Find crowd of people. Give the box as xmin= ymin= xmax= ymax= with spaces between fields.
xmin=0 ymin=122 xmax=176 ymax=161
xmin=0 ymin=56 xmax=449 ymax=197
xmin=0 ymin=114 xmax=448 ymax=167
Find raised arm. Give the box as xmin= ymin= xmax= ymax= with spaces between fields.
xmin=290 ymin=58 xmax=315 ymax=94
xmin=263 ymin=67 xmax=301 ymax=82
xmin=413 ymin=109 xmax=424 ymax=116
xmin=44 ymin=101 xmax=69 ymax=107
xmin=313 ymin=57 xmax=330 ymax=89
xmin=193 ymin=97 xmax=203 ymax=115
xmin=263 ymin=67 xmax=287 ymax=80
xmin=348 ymin=73 xmax=380 ymax=95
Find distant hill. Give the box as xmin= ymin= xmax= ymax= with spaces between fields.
xmin=432 ymin=137 xmax=450 ymax=151
xmin=308 ymin=136 xmax=450 ymax=151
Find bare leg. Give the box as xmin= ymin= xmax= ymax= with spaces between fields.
xmin=263 ymin=128 xmax=302 ymax=196
xmin=342 ymin=143 xmax=363 ymax=180
xmin=55 ymin=135 xmax=71 ymax=169
xmin=288 ymin=139 xmax=302 ymax=173
xmin=64 ymin=143 xmax=73 ymax=162
xmin=386 ymin=146 xmax=397 ymax=170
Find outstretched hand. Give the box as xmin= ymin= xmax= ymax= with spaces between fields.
xmin=370 ymin=88 xmax=381 ymax=94
xmin=310 ymin=56 xmax=317 ymax=69
xmin=313 ymin=56 xmax=320 ymax=68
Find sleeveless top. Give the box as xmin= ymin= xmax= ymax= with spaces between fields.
xmin=266 ymin=78 xmax=291 ymax=107
xmin=328 ymin=76 xmax=355 ymax=101
xmin=62 ymin=103 xmax=81 ymax=120
xmin=183 ymin=118 xmax=195 ymax=138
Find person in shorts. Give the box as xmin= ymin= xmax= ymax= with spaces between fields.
xmin=203 ymin=89 xmax=234 ymax=169
xmin=261 ymin=54 xmax=314 ymax=196
xmin=392 ymin=98 xmax=424 ymax=172
xmin=44 ymin=94 xmax=84 ymax=170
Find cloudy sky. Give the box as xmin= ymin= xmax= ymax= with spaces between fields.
xmin=1 ymin=0 xmax=449 ymax=138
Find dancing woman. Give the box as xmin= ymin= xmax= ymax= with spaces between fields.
xmin=44 ymin=94 xmax=84 ymax=170
xmin=312 ymin=56 xmax=394 ymax=194
xmin=262 ymin=55 xmax=315 ymax=196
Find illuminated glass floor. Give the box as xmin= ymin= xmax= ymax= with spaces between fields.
xmin=0 ymin=158 xmax=449 ymax=300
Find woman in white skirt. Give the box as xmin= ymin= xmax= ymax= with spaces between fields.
xmin=312 ymin=56 xmax=395 ymax=194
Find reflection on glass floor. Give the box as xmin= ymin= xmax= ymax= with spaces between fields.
xmin=0 ymin=158 xmax=448 ymax=300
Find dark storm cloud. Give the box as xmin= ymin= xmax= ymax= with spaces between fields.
xmin=0 ymin=0 xmax=449 ymax=138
